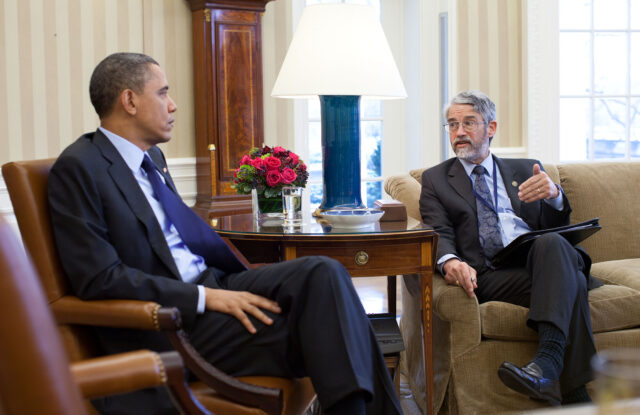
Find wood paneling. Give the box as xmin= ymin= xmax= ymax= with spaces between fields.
xmin=187 ymin=0 xmax=272 ymax=216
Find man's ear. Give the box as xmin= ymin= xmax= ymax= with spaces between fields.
xmin=487 ymin=120 xmax=497 ymax=138
xmin=120 ymin=89 xmax=137 ymax=116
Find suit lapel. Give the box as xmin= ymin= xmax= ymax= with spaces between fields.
xmin=447 ymin=159 xmax=477 ymax=212
xmin=93 ymin=131 xmax=182 ymax=279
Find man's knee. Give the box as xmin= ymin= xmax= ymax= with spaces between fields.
xmin=296 ymin=256 xmax=352 ymax=285
xmin=530 ymin=233 xmax=577 ymax=261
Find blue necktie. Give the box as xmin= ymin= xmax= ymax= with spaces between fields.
xmin=141 ymin=155 xmax=246 ymax=274
xmin=472 ymin=165 xmax=503 ymax=260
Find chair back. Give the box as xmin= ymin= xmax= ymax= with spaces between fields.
xmin=2 ymin=159 xmax=68 ymax=299
xmin=2 ymin=159 xmax=98 ymax=361
xmin=0 ymin=216 xmax=88 ymax=415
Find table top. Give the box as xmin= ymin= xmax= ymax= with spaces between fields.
xmin=210 ymin=213 xmax=433 ymax=237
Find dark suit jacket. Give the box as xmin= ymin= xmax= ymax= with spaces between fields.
xmin=48 ymin=130 xmax=204 ymax=355
xmin=419 ymin=155 xmax=574 ymax=275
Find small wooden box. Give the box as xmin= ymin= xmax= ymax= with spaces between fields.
xmin=374 ymin=199 xmax=407 ymax=222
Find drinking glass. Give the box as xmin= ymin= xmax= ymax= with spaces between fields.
xmin=282 ymin=186 xmax=303 ymax=226
xmin=592 ymin=348 xmax=640 ymax=414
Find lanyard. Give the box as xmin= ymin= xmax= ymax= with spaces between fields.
xmin=470 ymin=158 xmax=499 ymax=215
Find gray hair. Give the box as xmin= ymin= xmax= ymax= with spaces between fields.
xmin=89 ymin=52 xmax=159 ymax=118
xmin=444 ymin=90 xmax=496 ymax=124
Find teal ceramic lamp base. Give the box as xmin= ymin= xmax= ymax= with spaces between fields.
xmin=318 ymin=95 xmax=366 ymax=211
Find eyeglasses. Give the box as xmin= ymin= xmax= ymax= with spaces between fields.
xmin=443 ymin=119 xmax=486 ymax=133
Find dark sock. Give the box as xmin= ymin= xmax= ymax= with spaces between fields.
xmin=325 ymin=393 xmax=366 ymax=415
xmin=562 ymin=385 xmax=592 ymax=405
xmin=532 ymin=322 xmax=565 ymax=380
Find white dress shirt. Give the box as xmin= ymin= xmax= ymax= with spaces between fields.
xmin=100 ymin=127 xmax=207 ymax=313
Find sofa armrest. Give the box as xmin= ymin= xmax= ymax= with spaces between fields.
xmin=384 ymin=174 xmax=422 ymax=222
xmin=433 ymin=276 xmax=482 ymax=357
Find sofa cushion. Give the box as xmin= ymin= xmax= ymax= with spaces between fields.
xmin=480 ymin=283 xmax=640 ymax=341
xmin=556 ymin=162 xmax=640 ymax=263
xmin=592 ymin=259 xmax=640 ymax=291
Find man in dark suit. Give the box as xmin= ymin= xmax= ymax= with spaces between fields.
xmin=420 ymin=90 xmax=600 ymax=406
xmin=48 ymin=52 xmax=401 ymax=415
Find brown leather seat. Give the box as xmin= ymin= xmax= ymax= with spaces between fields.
xmin=0 ymin=215 xmax=212 ymax=415
xmin=2 ymin=159 xmax=315 ymax=415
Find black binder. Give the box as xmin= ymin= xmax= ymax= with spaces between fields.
xmin=490 ymin=218 xmax=602 ymax=268
xmin=368 ymin=313 xmax=405 ymax=355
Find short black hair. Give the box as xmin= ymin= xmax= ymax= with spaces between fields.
xmin=89 ymin=52 xmax=159 ymax=118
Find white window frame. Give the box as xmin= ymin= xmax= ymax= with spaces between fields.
xmin=528 ymin=0 xmax=640 ymax=163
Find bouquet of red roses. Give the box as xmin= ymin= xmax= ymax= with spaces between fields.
xmin=232 ymin=146 xmax=309 ymax=198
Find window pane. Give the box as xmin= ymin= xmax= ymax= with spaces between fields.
xmin=308 ymin=121 xmax=323 ymax=182
xmin=594 ymin=33 xmax=627 ymax=95
xmin=594 ymin=0 xmax=627 ymax=30
xmin=361 ymin=121 xmax=382 ymax=178
xmin=629 ymin=98 xmax=640 ymax=157
xmin=308 ymin=183 xmax=323 ymax=211
xmin=361 ymin=99 xmax=382 ymax=118
xmin=560 ymin=98 xmax=591 ymax=161
xmin=308 ymin=97 xmax=320 ymax=120
xmin=594 ymin=98 xmax=627 ymax=158
xmin=559 ymin=0 xmax=592 ymax=30
xmin=632 ymin=0 xmax=640 ymax=29
xmin=559 ymin=33 xmax=592 ymax=95
xmin=364 ymin=181 xmax=382 ymax=208
xmin=631 ymin=33 xmax=640 ymax=93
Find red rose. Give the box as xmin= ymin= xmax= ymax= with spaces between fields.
xmin=281 ymin=168 xmax=297 ymax=184
xmin=289 ymin=152 xmax=299 ymax=165
xmin=251 ymin=157 xmax=265 ymax=170
xmin=266 ymin=170 xmax=282 ymax=187
xmin=264 ymin=156 xmax=281 ymax=171
xmin=240 ymin=155 xmax=252 ymax=166
xmin=273 ymin=146 xmax=287 ymax=155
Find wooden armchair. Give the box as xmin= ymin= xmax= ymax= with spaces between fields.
xmin=2 ymin=159 xmax=315 ymax=415
xmin=0 ymin=216 xmax=211 ymax=415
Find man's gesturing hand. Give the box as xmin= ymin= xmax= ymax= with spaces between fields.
xmin=443 ymin=259 xmax=477 ymax=298
xmin=205 ymin=288 xmax=282 ymax=334
xmin=518 ymin=163 xmax=559 ymax=203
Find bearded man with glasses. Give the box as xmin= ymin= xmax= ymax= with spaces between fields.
xmin=420 ymin=90 xmax=602 ymax=406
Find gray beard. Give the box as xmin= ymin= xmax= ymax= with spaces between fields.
xmin=452 ymin=138 xmax=490 ymax=163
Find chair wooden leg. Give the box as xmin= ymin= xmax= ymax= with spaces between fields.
xmin=387 ymin=275 xmax=397 ymax=316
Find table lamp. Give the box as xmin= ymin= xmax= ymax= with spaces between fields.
xmin=271 ymin=3 xmax=406 ymax=212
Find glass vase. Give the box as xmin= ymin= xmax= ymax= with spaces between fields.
xmin=251 ymin=189 xmax=283 ymax=220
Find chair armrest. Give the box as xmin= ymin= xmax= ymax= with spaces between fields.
xmin=72 ymin=350 xmax=211 ymax=415
xmin=433 ymin=276 xmax=482 ymax=356
xmin=384 ymin=174 xmax=422 ymax=222
xmin=53 ymin=295 xmax=284 ymax=415
xmin=51 ymin=296 xmax=163 ymax=330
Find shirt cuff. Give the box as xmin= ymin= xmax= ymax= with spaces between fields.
xmin=543 ymin=184 xmax=564 ymax=211
xmin=437 ymin=254 xmax=460 ymax=275
xmin=196 ymin=285 xmax=206 ymax=314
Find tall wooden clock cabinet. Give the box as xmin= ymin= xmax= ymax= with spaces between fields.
xmin=185 ymin=0 xmax=275 ymax=217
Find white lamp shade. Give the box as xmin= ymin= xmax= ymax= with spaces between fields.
xmin=271 ymin=4 xmax=407 ymax=99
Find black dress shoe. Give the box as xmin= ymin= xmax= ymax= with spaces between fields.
xmin=498 ymin=361 xmax=561 ymax=406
